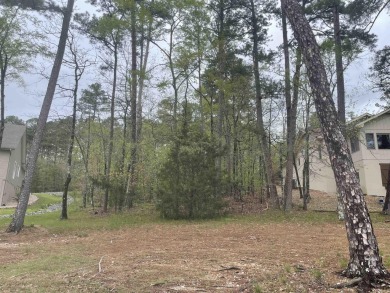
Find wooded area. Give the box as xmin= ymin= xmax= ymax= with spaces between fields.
xmin=1 ymin=0 xmax=390 ymax=290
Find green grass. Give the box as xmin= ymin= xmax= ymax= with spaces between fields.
xmin=0 ymin=206 xmax=343 ymax=236
xmin=30 ymin=193 xmax=63 ymax=210
xmin=0 ymin=193 xmax=62 ymax=216
xmin=0 ymin=199 xmax=164 ymax=234
xmin=0 ymin=248 xmax=97 ymax=292
xmin=3 ymin=252 xmax=92 ymax=276
xmin=1 ymin=193 xmax=389 ymax=235
xmin=311 ymin=268 xmax=324 ymax=282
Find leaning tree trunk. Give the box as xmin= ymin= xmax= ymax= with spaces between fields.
xmin=282 ymin=0 xmax=389 ymax=280
xmin=7 ymin=0 xmax=75 ymax=233
xmin=333 ymin=3 xmax=346 ymax=221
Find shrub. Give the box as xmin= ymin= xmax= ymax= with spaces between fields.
xmin=156 ymin=130 xmax=226 ymax=219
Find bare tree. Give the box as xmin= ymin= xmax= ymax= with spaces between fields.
xmin=60 ymin=31 xmax=91 ymax=219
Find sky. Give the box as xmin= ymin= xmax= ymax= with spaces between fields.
xmin=4 ymin=2 xmax=390 ymax=122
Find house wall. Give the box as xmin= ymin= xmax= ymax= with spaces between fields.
xmin=0 ymin=135 xmax=26 ymax=205
xmin=292 ymin=113 xmax=390 ymax=197
xmin=308 ymin=159 xmax=337 ymax=194
xmin=0 ymin=151 xmax=11 ymax=205
xmin=351 ymin=113 xmax=390 ymax=196
xmin=3 ymin=139 xmax=25 ymax=204
xmin=293 ymin=144 xmax=337 ymax=195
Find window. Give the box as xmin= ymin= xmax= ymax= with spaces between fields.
xmin=350 ymin=137 xmax=360 ymax=153
xmin=377 ymin=134 xmax=390 ymax=149
xmin=366 ymin=133 xmax=375 ymax=149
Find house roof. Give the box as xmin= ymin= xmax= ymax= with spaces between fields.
xmin=1 ymin=124 xmax=26 ymax=150
xmin=348 ymin=113 xmax=373 ymax=125
xmin=353 ymin=108 xmax=390 ymax=128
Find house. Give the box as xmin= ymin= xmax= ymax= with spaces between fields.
xmin=294 ymin=108 xmax=390 ymax=197
xmin=0 ymin=124 xmax=27 ymax=206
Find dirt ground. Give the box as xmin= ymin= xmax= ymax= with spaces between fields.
xmin=228 ymin=189 xmax=384 ymax=214
xmin=0 ymin=190 xmax=389 ymax=293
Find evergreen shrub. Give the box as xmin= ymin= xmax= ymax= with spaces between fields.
xmin=156 ymin=130 xmax=226 ymax=219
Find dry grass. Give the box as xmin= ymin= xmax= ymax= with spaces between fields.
xmin=0 ymin=191 xmax=389 ymax=292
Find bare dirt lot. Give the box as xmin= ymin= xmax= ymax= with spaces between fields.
xmin=0 ymin=191 xmax=389 ymax=292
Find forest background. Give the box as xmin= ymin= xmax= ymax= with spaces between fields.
xmin=1 ymin=0 xmax=390 ymax=217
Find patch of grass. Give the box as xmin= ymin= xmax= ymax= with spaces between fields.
xmin=253 ymin=283 xmax=264 ymax=293
xmin=336 ymin=252 xmax=348 ymax=269
xmin=383 ymin=256 xmax=390 ymax=268
xmin=0 ymin=202 xmax=348 ymax=236
xmin=0 ymin=202 xmax=163 ymax=234
xmin=0 ymin=250 xmax=95 ymax=292
xmin=0 ymin=193 xmax=62 ymax=216
xmin=311 ymin=268 xmax=323 ymax=282
xmin=30 ymin=193 xmax=62 ymax=211
xmin=369 ymin=212 xmax=390 ymax=224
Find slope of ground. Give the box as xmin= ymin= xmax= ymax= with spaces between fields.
xmin=0 ymin=191 xmax=389 ymax=292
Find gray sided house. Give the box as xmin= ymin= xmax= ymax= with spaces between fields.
xmin=0 ymin=124 xmax=27 ymax=206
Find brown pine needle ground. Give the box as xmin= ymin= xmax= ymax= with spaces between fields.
xmin=0 ymin=191 xmax=389 ymax=292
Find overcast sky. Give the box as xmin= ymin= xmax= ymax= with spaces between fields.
xmin=4 ymin=3 xmax=390 ymax=122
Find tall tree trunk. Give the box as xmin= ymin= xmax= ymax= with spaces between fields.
xmin=303 ymin=95 xmax=311 ymax=210
xmin=282 ymin=0 xmax=389 ymax=280
xmin=118 ymin=90 xmax=129 ymax=211
xmin=127 ymin=1 xmax=137 ymax=209
xmin=82 ymin=114 xmax=93 ymax=208
xmin=333 ymin=3 xmax=346 ymax=221
xmin=250 ymin=0 xmax=279 ymax=209
xmin=281 ymin=2 xmax=294 ymax=211
xmin=76 ymin=118 xmax=90 ymax=208
xmin=198 ymin=53 xmax=204 ymax=134
xmin=61 ymin=52 xmax=79 ymax=220
xmin=137 ymin=12 xmax=152 ymax=142
xmin=0 ymin=58 xmax=6 ymax=148
xmin=216 ymin=0 xmax=226 ymax=180
xmin=303 ymin=135 xmax=310 ymax=211
xmin=167 ymin=21 xmax=179 ymax=133
xmin=103 ymin=43 xmax=118 ymax=213
xmin=293 ymin=154 xmax=303 ymax=199
xmin=7 ymin=0 xmax=75 ymax=233
xmin=333 ymin=4 xmax=346 ymax=131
